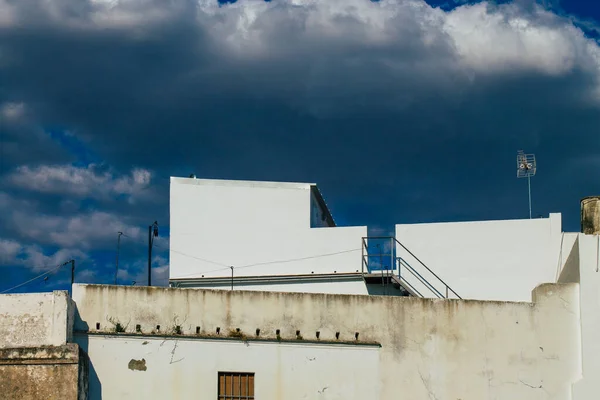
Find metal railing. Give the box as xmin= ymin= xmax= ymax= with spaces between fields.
xmin=361 ymin=236 xmax=461 ymax=299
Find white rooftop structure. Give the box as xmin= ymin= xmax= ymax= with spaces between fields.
xmin=169 ymin=177 xmax=369 ymax=294
xmin=395 ymin=214 xmax=565 ymax=302
xmin=169 ymin=175 xmax=586 ymax=303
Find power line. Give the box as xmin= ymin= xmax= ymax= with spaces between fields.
xmin=0 ymin=260 xmax=71 ymax=294
xmin=120 ymin=232 xmax=229 ymax=268
xmin=237 ymin=248 xmax=361 ymax=270
xmin=119 ymin=229 xmax=362 ymax=277
xmin=173 ymin=248 xmax=362 ymax=278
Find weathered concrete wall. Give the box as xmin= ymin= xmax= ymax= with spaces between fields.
xmin=0 ymin=344 xmax=86 ymax=400
xmin=0 ymin=291 xmax=73 ymax=348
xmin=72 ymin=283 xmax=581 ymax=400
xmin=395 ymin=214 xmax=563 ymax=301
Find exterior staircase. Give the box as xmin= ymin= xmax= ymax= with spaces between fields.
xmin=361 ymin=236 xmax=461 ymax=299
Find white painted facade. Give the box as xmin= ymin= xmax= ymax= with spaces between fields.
xmin=563 ymin=234 xmax=600 ymax=398
xmin=0 ymin=290 xmax=73 ymax=348
xmin=7 ymin=231 xmax=600 ymax=399
xmin=72 ymin=283 xmax=581 ymax=400
xmin=395 ymin=214 xmax=563 ymax=301
xmin=169 ymin=177 xmax=578 ymax=302
xmin=169 ymin=177 xmax=368 ymax=294
xmin=76 ymin=335 xmax=380 ymax=399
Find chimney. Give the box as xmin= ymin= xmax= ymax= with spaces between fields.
xmin=581 ymin=196 xmax=600 ymax=234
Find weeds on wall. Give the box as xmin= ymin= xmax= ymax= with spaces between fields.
xmin=107 ymin=317 xmax=128 ymax=333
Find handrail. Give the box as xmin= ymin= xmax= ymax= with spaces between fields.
xmin=392 ymin=274 xmax=424 ymax=298
xmin=393 ymin=238 xmax=461 ymax=299
xmin=399 ymin=259 xmax=445 ymax=299
xmin=361 ymin=236 xmax=461 ymax=299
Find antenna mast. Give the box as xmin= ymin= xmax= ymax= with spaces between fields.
xmin=516 ymin=150 xmax=537 ymax=219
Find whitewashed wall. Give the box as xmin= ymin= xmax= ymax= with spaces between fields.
xmin=169 ymin=178 xmax=367 ymax=282
xmin=570 ymin=234 xmax=600 ymax=399
xmin=75 ymin=335 xmax=379 ymax=399
xmin=395 ymin=214 xmax=562 ymax=301
xmin=0 ymin=291 xmax=72 ymax=348
xmin=73 ymin=283 xmax=581 ymax=400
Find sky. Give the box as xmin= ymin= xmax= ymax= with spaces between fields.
xmin=1 ymin=0 xmax=600 ymax=293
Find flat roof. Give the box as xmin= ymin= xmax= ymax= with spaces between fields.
xmin=170 ymin=176 xmax=315 ymax=190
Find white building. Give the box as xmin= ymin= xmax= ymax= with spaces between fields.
xmin=169 ymin=177 xmax=372 ymax=295
xmin=4 ymin=177 xmax=600 ymax=400
xmin=169 ymin=176 xmax=573 ymax=302
xmin=395 ymin=213 xmax=565 ymax=301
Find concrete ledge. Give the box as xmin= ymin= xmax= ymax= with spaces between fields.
xmin=0 ymin=344 xmax=80 ymax=365
xmin=76 ymin=331 xmax=382 ymax=347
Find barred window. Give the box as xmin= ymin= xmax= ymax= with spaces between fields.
xmin=218 ymin=372 xmax=255 ymax=399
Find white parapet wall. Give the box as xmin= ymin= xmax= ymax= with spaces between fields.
xmin=571 ymin=233 xmax=600 ymax=399
xmin=72 ymin=283 xmax=581 ymax=400
xmin=395 ymin=213 xmax=563 ymax=302
xmin=169 ymin=178 xmax=367 ymax=292
xmin=0 ymin=291 xmax=73 ymax=348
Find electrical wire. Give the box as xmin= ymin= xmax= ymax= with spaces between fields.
xmin=172 ymin=248 xmax=362 ymax=279
xmin=237 ymin=248 xmax=361 ymax=270
xmin=119 ymin=226 xmax=362 ymax=278
xmin=120 ymin=232 xmax=229 ymax=268
xmin=0 ymin=261 xmax=71 ymax=294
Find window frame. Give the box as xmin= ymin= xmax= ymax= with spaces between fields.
xmin=218 ymin=371 xmax=255 ymax=400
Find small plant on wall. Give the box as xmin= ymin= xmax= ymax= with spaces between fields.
xmin=107 ymin=317 xmax=127 ymax=333
xmin=228 ymin=328 xmax=247 ymax=340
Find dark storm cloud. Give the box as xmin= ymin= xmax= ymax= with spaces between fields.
xmin=1 ymin=0 xmax=600 ymax=289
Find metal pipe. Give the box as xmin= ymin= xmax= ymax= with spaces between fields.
xmin=70 ymin=260 xmax=75 ymax=287
xmin=528 ymin=175 xmax=532 ymax=219
xmin=115 ymin=232 xmax=122 ymax=285
xmin=361 ymin=238 xmax=366 ymax=275
xmin=148 ymin=225 xmax=152 ymax=286
xmin=390 ymin=237 xmax=394 ymax=275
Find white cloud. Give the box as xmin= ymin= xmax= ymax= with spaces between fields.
xmin=0 ymin=237 xmax=88 ymax=272
xmin=10 ymin=210 xmax=143 ymax=249
xmin=116 ymin=254 xmax=169 ymax=286
xmin=443 ymin=2 xmax=599 ymax=76
xmin=6 ymin=164 xmax=154 ymax=203
xmin=0 ymin=102 xmax=25 ymax=120
xmin=0 ymin=189 xmax=144 ymax=250
xmin=4 ymin=1 xmax=600 ymax=87
xmin=0 ymin=239 xmax=21 ymax=264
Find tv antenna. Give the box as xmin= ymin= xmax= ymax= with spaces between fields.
xmin=516 ymin=150 xmax=537 ymax=219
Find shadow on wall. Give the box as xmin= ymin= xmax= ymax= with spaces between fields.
xmin=73 ymin=306 xmax=102 ymax=400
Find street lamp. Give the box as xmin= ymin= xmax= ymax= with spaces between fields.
xmin=148 ymin=221 xmax=158 ymax=286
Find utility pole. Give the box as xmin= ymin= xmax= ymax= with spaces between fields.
xmin=70 ymin=260 xmax=75 ymax=287
xmin=115 ymin=232 xmax=123 ymax=285
xmin=230 ymin=266 xmax=234 ymax=291
xmin=148 ymin=221 xmax=158 ymax=286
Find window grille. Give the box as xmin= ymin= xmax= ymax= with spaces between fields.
xmin=218 ymin=372 xmax=254 ymax=399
